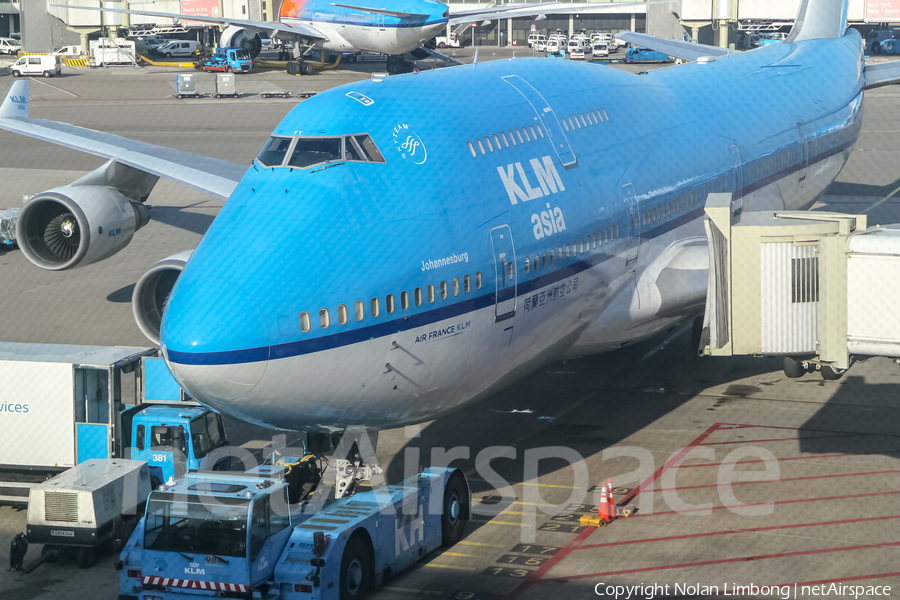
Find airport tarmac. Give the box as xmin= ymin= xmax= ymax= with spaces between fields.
xmin=2 ymin=54 xmax=900 ymax=600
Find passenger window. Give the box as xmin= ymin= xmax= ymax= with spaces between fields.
xmin=475 ymin=272 xmax=482 ymax=289
xmin=299 ymin=311 xmax=311 ymax=333
xmin=566 ymin=243 xmax=571 ymax=258
xmin=567 ymin=117 xmax=576 ymax=130
xmin=602 ymin=108 xmax=610 ymax=121
xmin=440 ymin=281 xmax=448 ymax=299
xmin=500 ymin=132 xmax=510 ymax=147
xmin=515 ymin=129 xmax=525 ymax=144
xmin=534 ymin=254 xmax=539 ymax=271
xmin=542 ymin=251 xmax=547 ymax=268
xmin=319 ymin=308 xmax=330 ymax=329
xmin=485 ymin=136 xmax=494 ymax=153
xmin=258 ymin=136 xmax=293 ymax=167
xmin=523 ymin=127 xmax=531 ymax=142
xmin=337 ymin=304 xmax=348 ymax=325
xmin=590 ymin=110 xmax=599 ymax=124
xmin=616 ymin=223 xmax=620 ymax=238
xmin=525 ymin=256 xmax=531 ymax=274
xmin=579 ymin=114 xmax=588 ymax=128
xmin=400 ymin=291 xmax=409 ymax=310
xmin=464 ymin=275 xmax=471 ymax=293
xmin=288 ymin=138 xmax=342 ymax=168
xmin=466 ymin=141 xmax=476 ymax=157
xmin=550 ymin=248 xmax=555 ymax=265
xmin=386 ymin=294 xmax=395 ymax=314
xmin=370 ymin=297 xmax=380 ymax=317
xmin=414 ymin=287 xmax=422 ymax=306
xmin=592 ymin=233 xmax=597 ymax=249
xmin=476 ymin=139 xmax=485 ymax=155
xmin=528 ymin=125 xmax=538 ymax=139
xmin=535 ymin=124 xmax=545 ymax=139
xmin=508 ymin=130 xmax=517 ymax=146
xmin=428 ymin=284 xmax=436 ymax=303
xmin=558 ymin=245 xmax=563 ymax=261
xmin=642 ymin=212 xmax=647 ymax=226
xmin=355 ymin=301 xmax=364 ymax=321
xmin=493 ymin=134 xmax=502 ymax=149
xmin=507 ymin=261 xmax=514 ymax=281
xmin=579 ymin=239 xmax=584 ymax=254
xmin=562 ymin=119 xmax=570 ymax=132
xmin=452 ymin=278 xmax=460 ymax=296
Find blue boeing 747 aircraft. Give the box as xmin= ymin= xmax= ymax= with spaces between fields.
xmin=2 ymin=0 xmax=897 ymax=442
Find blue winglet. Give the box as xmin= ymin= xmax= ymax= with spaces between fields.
xmin=0 ymin=79 xmax=28 ymax=120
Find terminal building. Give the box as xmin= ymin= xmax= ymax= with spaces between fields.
xmin=6 ymin=0 xmax=900 ymax=52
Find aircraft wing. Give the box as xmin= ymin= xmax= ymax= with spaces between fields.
xmin=449 ymin=1 xmax=655 ymax=26
xmin=51 ymin=4 xmax=327 ymax=43
xmin=0 ymin=80 xmax=244 ymax=202
xmin=864 ymin=60 xmax=900 ymax=90
xmin=330 ymin=3 xmax=429 ymax=18
xmin=615 ymin=31 xmax=734 ymax=61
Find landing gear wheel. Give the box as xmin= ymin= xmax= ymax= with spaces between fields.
xmin=339 ymin=537 xmax=372 ymax=600
xmin=821 ymin=365 xmax=843 ymax=380
xmin=75 ymin=547 xmax=95 ymax=569
xmin=784 ymin=357 xmax=805 ymax=378
xmin=301 ymin=62 xmax=313 ymax=75
xmin=41 ymin=545 xmax=59 ymax=563
xmin=441 ymin=473 xmax=468 ymax=546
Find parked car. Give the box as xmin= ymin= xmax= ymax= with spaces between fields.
xmin=435 ymin=34 xmax=461 ymax=48
xmin=0 ymin=37 xmax=20 ymax=55
xmin=11 ymin=55 xmax=62 ymax=77
xmin=570 ymin=47 xmax=586 ymax=60
xmin=592 ymin=43 xmax=609 ymax=58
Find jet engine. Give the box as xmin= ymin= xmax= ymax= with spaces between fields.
xmin=220 ymin=25 xmax=263 ymax=58
xmin=132 ymin=250 xmax=193 ymax=345
xmin=16 ymin=186 xmax=151 ymax=271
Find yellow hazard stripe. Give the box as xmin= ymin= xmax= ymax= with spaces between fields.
xmin=64 ymin=59 xmax=88 ymax=66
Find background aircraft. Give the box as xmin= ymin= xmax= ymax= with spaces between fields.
xmin=57 ymin=1 xmax=652 ymax=69
xmin=4 ymin=0 xmax=896 ymax=456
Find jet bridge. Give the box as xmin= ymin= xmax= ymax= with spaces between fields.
xmin=700 ymin=192 xmax=900 ymax=378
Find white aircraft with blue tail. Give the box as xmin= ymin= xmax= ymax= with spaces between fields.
xmin=2 ymin=0 xmax=896 ymax=451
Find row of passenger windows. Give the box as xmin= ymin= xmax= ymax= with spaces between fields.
xmin=815 ymin=127 xmax=853 ymax=154
xmin=523 ymin=223 xmax=620 ymax=274
xmin=467 ymin=123 xmax=546 ymax=157
xmin=299 ymin=273 xmax=484 ymax=332
xmin=560 ymin=107 xmax=610 ymax=133
xmin=641 ymin=177 xmax=727 ymax=228
xmin=749 ymin=150 xmax=795 ymax=182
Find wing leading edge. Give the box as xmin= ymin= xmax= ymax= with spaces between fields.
xmin=0 ymin=80 xmax=244 ymax=201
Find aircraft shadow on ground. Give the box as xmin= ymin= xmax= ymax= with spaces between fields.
xmin=149 ymin=205 xmax=216 ymax=235
xmin=384 ymin=326 xmax=780 ymax=499
xmin=797 ymin=374 xmax=900 ymax=457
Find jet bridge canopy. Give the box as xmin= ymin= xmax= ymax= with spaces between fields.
xmin=700 ymin=193 xmax=900 ymax=375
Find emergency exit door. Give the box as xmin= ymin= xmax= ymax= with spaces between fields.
xmin=490 ymin=225 xmax=517 ymax=322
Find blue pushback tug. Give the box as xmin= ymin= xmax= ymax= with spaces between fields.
xmin=117 ymin=466 xmax=469 ymax=600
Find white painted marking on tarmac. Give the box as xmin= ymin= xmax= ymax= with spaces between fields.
xmin=384 ymin=586 xmax=442 ymax=595
xmin=639 ymin=321 xmax=692 ymax=363
xmin=29 ymin=78 xmax=79 ymax=98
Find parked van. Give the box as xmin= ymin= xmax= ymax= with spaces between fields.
xmin=592 ymin=42 xmax=609 ymax=58
xmin=50 ymin=45 xmax=82 ymax=58
xmin=546 ymin=39 xmax=564 ymax=55
xmin=527 ymin=34 xmax=547 ymax=48
xmin=567 ymin=38 xmax=590 ymax=58
xmin=0 ymin=37 xmax=20 ymax=55
xmin=11 ymin=55 xmax=62 ymax=77
xmin=155 ymin=40 xmax=200 ymax=58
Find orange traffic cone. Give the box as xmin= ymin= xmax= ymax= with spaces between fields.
xmin=599 ymin=484 xmax=611 ymax=522
xmin=607 ymin=479 xmax=616 ymax=519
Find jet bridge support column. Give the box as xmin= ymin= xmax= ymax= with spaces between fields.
xmin=699 ymin=193 xmax=900 ymax=379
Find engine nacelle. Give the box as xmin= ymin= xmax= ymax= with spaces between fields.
xmin=133 ymin=250 xmax=193 ymax=345
xmin=220 ymin=25 xmax=262 ymax=58
xmin=16 ymin=186 xmax=151 ymax=271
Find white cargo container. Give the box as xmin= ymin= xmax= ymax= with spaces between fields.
xmin=0 ymin=343 xmax=155 ymax=503
xmin=26 ymin=459 xmax=151 ymax=568
xmin=89 ymin=38 xmax=137 ymax=66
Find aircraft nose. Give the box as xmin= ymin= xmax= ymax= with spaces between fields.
xmin=160 ymin=278 xmax=270 ymax=404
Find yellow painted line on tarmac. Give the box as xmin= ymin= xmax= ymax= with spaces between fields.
xmin=384 ymin=586 xmax=442 ymax=595
xmin=441 ymin=552 xmax=473 ymax=557
xmin=424 ymin=563 xmax=477 ymax=571
xmin=474 ymin=498 xmax=558 ymax=508
xmin=459 ymin=541 xmax=506 ymax=548
xmin=472 ymin=519 xmax=533 ymax=527
xmin=520 ymin=482 xmax=583 ymax=489
xmin=863 ymin=182 xmax=900 ymax=213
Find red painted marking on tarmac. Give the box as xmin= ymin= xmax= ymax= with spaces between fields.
xmin=575 ymin=514 xmax=900 ymax=549
xmin=653 ymin=469 xmax=900 ymax=492
xmin=546 ymin=540 xmax=900 ymax=581
xmin=505 ymin=423 xmax=726 ymax=600
xmin=630 ymin=489 xmax=900 ymax=517
xmin=698 ymin=434 xmax=859 ymax=445
xmin=677 ymin=451 xmax=900 ymax=469
xmin=781 ymin=571 xmax=900 ymax=588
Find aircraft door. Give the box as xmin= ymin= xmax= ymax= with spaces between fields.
xmin=729 ymin=145 xmax=743 ymax=214
xmin=501 ymin=75 xmax=577 ymax=167
xmin=622 ymin=183 xmax=640 ymax=266
xmin=490 ymin=225 xmax=517 ymax=322
xmin=797 ymin=122 xmax=809 ymax=186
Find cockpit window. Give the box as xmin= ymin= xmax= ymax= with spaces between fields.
xmin=256 ymin=133 xmax=386 ymax=169
xmin=258 ymin=136 xmax=293 ymax=167
xmin=288 ymin=138 xmax=342 ymax=168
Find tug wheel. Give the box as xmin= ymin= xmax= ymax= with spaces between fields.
xmin=339 ymin=537 xmax=372 ymax=600
xmin=441 ymin=473 xmax=469 ymax=546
